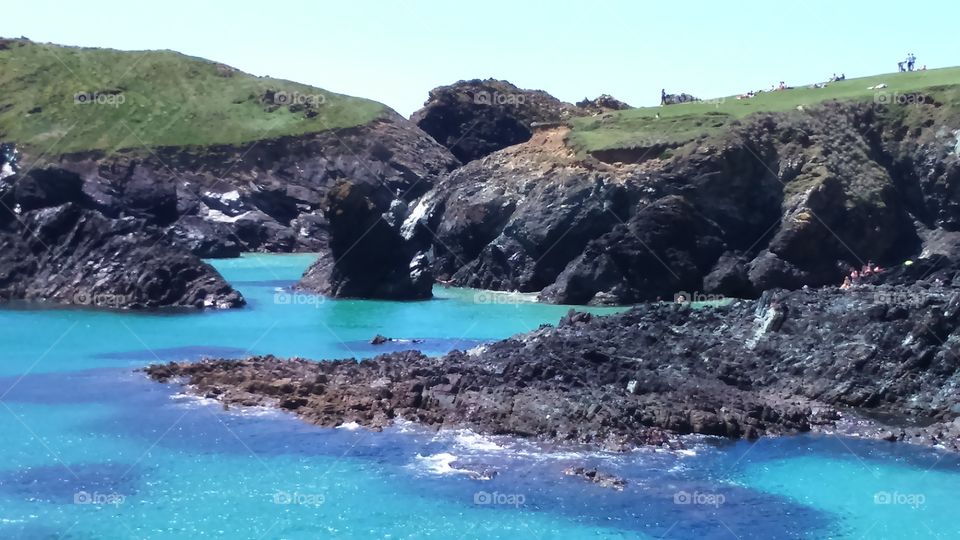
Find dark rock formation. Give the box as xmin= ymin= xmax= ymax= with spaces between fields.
xmin=0 ymin=162 xmax=243 ymax=309
xmin=563 ymin=467 xmax=628 ymax=491
xmin=146 ymin=282 xmax=960 ymax=452
xmin=295 ymin=180 xmax=432 ymax=300
xmin=22 ymin=111 xmax=457 ymax=258
xmin=575 ymin=94 xmax=631 ymax=114
xmin=414 ymin=100 xmax=960 ymax=305
xmin=540 ymin=196 xmax=725 ymax=304
xmin=411 ymin=79 xmax=585 ymax=162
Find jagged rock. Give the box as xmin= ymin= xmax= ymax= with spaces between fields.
xmin=575 ymin=94 xmax=631 ymax=113
xmin=540 ymin=196 xmax=725 ymax=304
xmin=146 ymin=283 xmax=960 ymax=452
xmin=0 ymin=163 xmax=243 ymax=309
xmin=417 ymin=100 xmax=955 ymax=304
xmin=563 ymin=467 xmax=628 ymax=490
xmin=23 ymin=112 xmax=458 ymax=257
xmin=704 ymin=251 xmax=754 ymax=298
xmin=411 ymin=79 xmax=585 ymax=162
xmin=296 ymin=180 xmax=432 ymax=300
xmin=0 ymin=203 xmax=243 ymax=309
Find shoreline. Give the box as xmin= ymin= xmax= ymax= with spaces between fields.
xmin=145 ymin=283 xmax=960 ymax=456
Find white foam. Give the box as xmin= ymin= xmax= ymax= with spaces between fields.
xmin=452 ymin=430 xmax=505 ymax=452
xmin=336 ymin=421 xmax=362 ymax=431
xmin=0 ymin=162 xmax=15 ymax=180
xmin=414 ymin=452 xmax=472 ymax=476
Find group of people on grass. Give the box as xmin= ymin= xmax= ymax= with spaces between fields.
xmin=898 ymin=53 xmax=919 ymax=72
xmin=665 ymin=53 xmax=927 ymax=106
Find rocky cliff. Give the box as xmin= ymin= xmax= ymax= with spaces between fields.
xmin=413 ymin=96 xmax=960 ymax=304
xmin=0 ymin=165 xmax=244 ymax=309
xmin=411 ymin=79 xmax=589 ymax=163
xmin=1 ymin=40 xmax=460 ymax=304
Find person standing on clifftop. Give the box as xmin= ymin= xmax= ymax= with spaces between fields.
xmin=908 ymin=53 xmax=916 ymax=71
xmin=661 ymin=88 xmax=667 ymax=105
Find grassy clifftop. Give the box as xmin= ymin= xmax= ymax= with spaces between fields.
xmin=569 ymin=67 xmax=960 ymax=154
xmin=0 ymin=39 xmax=386 ymax=154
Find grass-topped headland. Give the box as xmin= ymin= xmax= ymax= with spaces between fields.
xmin=568 ymin=67 xmax=960 ymax=155
xmin=0 ymin=38 xmax=386 ymax=155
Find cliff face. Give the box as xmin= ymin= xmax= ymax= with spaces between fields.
xmin=413 ymin=98 xmax=960 ymax=304
xmin=411 ymin=79 xmax=591 ymax=163
xmin=39 ymin=112 xmax=458 ymax=257
xmin=296 ymin=180 xmax=433 ymax=300
xmin=0 ymin=111 xmax=458 ymax=306
xmin=0 ymin=167 xmax=243 ymax=309
xmin=0 ymin=40 xmax=462 ymax=305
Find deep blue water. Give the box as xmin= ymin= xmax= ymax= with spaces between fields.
xmin=0 ymin=254 xmax=956 ymax=539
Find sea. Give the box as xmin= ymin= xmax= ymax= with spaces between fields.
xmin=0 ymin=254 xmax=956 ymax=539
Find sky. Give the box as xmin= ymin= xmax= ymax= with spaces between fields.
xmin=2 ymin=0 xmax=956 ymax=117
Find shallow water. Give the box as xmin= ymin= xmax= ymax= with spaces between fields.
xmin=0 ymin=254 xmax=956 ymax=539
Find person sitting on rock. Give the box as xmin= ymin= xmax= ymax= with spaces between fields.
xmin=840 ymin=276 xmax=852 ymax=290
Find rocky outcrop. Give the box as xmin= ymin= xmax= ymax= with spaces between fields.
xmin=27 ymin=111 xmax=457 ymax=258
xmin=295 ymin=180 xmax=432 ymax=300
xmin=413 ymin=100 xmax=960 ymax=304
xmin=575 ymin=94 xmax=631 ymax=114
xmin=146 ymin=281 xmax=960 ymax=452
xmin=0 ymin=166 xmax=243 ymax=309
xmin=411 ymin=79 xmax=585 ymax=162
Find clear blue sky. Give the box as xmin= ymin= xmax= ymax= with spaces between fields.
xmin=2 ymin=0 xmax=955 ymax=116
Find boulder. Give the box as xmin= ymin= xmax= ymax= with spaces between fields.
xmin=296 ymin=180 xmax=433 ymax=300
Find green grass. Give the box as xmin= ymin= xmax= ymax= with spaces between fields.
xmin=569 ymin=67 xmax=960 ymax=154
xmin=0 ymin=39 xmax=386 ymax=155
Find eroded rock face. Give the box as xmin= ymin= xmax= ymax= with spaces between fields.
xmin=411 ymin=79 xmax=585 ymax=162
xmin=30 ymin=112 xmax=458 ymax=258
xmin=540 ymin=196 xmax=725 ymax=304
xmin=295 ymin=180 xmax=432 ymax=300
xmin=146 ymin=283 xmax=960 ymax=451
xmin=0 ymin=164 xmax=243 ymax=309
xmin=414 ymin=101 xmax=959 ymax=304
xmin=0 ymin=205 xmax=244 ymax=309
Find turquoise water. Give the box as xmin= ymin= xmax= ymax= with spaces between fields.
xmin=0 ymin=254 xmax=957 ymax=539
